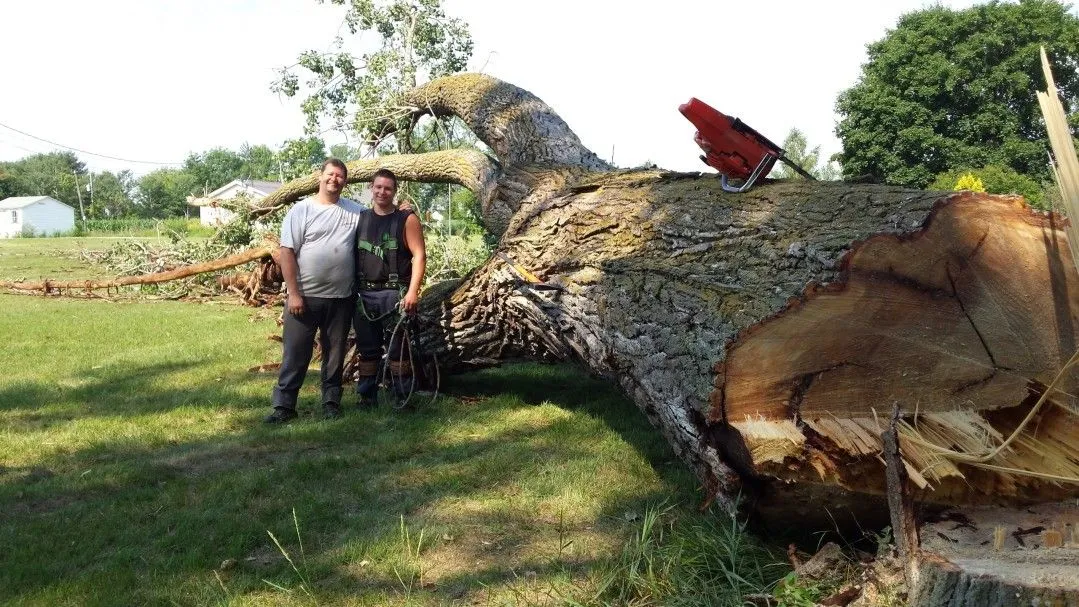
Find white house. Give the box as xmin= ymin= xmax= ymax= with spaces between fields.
xmin=0 ymin=196 xmax=76 ymax=238
xmin=191 ymin=180 xmax=282 ymax=226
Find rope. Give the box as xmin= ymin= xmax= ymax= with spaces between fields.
xmin=364 ymin=298 xmax=440 ymax=411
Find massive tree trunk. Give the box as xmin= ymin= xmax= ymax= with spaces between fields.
xmin=366 ymin=75 xmax=1078 ymax=517
xmin=12 ymin=75 xmax=1076 ymax=522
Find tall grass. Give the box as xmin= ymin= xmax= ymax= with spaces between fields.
xmin=587 ymin=503 xmax=789 ymax=607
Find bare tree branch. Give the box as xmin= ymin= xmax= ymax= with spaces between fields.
xmin=252 ymin=148 xmax=499 ymax=218
xmin=399 ymin=73 xmax=611 ymax=171
xmin=1 ymin=244 xmax=277 ymax=294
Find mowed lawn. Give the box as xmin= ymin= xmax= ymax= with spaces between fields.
xmin=0 ymin=289 xmax=702 ymax=605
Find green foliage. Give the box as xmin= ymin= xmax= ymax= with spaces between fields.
xmin=930 ymin=163 xmax=1048 ymax=208
xmin=272 ymin=0 xmax=473 ymax=146
xmin=836 ymin=0 xmax=1079 ymax=187
xmin=74 ymin=217 xmax=211 ymax=237
xmin=135 ymin=167 xmax=198 ymax=218
xmin=772 ymin=573 xmax=826 ymax=607
xmin=771 ymin=128 xmax=842 ymax=180
xmin=85 ymin=169 xmax=137 ymax=219
xmin=184 ymin=147 xmax=247 ymax=194
xmin=954 ymin=172 xmax=987 ymax=192
xmin=237 ymin=143 xmax=278 ymax=181
xmin=277 ymin=136 xmax=328 ymax=180
xmin=423 ymin=232 xmax=490 ymax=280
xmin=0 ymin=151 xmax=87 ymax=207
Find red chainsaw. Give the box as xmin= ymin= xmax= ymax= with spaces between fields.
xmin=679 ymin=97 xmax=815 ymax=192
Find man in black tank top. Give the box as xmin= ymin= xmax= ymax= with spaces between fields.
xmin=353 ymin=168 xmax=427 ymax=407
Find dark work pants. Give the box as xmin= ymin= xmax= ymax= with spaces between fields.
xmin=272 ymin=295 xmax=354 ymax=410
xmin=353 ymin=289 xmax=408 ymax=397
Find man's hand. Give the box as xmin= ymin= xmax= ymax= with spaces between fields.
xmin=287 ymin=292 xmax=305 ymax=316
xmin=402 ymin=289 xmax=419 ymax=315
xmin=398 ymin=198 xmax=414 ymax=212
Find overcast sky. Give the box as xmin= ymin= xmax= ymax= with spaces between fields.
xmin=1 ymin=0 xmax=1028 ymax=178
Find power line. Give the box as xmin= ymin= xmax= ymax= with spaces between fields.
xmin=0 ymin=121 xmax=184 ymax=166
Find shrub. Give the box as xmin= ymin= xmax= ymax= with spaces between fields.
xmin=930 ymin=164 xmax=1049 ymax=209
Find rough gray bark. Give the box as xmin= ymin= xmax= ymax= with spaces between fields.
xmin=392 ymin=75 xmax=1079 ymax=511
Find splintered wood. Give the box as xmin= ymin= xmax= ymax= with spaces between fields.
xmin=712 ymin=193 xmax=1079 ymax=505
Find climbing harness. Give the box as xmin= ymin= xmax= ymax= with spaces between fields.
xmin=353 ymin=209 xmax=439 ymax=409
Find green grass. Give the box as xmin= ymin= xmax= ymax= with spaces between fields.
xmin=0 ymin=237 xmax=171 ymax=282
xmin=0 ymin=293 xmax=764 ymax=605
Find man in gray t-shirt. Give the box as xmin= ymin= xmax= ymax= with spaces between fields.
xmin=265 ymin=158 xmax=365 ymax=423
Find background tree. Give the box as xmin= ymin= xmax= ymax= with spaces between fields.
xmin=835 ymin=0 xmax=1079 ymax=188
xmin=135 ymin=168 xmax=197 ymax=218
xmin=271 ymin=0 xmax=473 ymax=149
xmin=770 ymin=128 xmax=841 ymax=180
xmin=183 ymin=148 xmax=245 ymax=194
xmin=276 ymin=136 xmax=328 ymax=181
xmin=0 ymin=164 xmax=15 ymax=199
xmin=86 ymin=170 xmax=137 ymax=218
xmin=237 ymin=143 xmax=278 ymax=181
xmin=0 ymin=152 xmax=87 ymax=207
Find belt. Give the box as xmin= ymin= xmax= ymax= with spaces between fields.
xmin=357 ymin=280 xmax=403 ymax=291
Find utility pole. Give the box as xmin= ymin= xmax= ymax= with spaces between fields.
xmin=72 ymin=171 xmax=86 ymax=221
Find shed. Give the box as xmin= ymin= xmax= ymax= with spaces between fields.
xmin=0 ymin=196 xmax=76 ymax=238
xmin=191 ymin=180 xmax=282 ymax=226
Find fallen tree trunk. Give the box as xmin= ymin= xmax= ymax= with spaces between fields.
xmin=417 ymin=171 xmax=1079 ymax=513
xmin=384 ymin=74 xmax=1079 ymax=515
xmin=12 ymin=75 xmax=1075 ymax=520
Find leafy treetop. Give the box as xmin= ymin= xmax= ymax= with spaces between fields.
xmin=835 ymin=0 xmax=1079 ymax=188
xmin=272 ymin=0 xmax=473 ymax=149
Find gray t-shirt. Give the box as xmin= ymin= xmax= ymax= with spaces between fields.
xmin=280 ymin=197 xmax=365 ymax=298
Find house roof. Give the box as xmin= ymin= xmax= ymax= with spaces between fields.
xmin=0 ymin=195 xmax=75 ymax=211
xmin=205 ymin=179 xmax=282 ymax=199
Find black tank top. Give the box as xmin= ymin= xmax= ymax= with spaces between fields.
xmin=355 ymin=209 xmax=413 ymax=285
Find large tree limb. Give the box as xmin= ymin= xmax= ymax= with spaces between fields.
xmin=0 ymin=244 xmax=276 ymax=294
xmin=402 ymin=73 xmax=611 ymax=172
xmin=252 ymin=148 xmax=500 ymax=218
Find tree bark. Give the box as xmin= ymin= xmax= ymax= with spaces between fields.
xmin=414 ymin=165 xmax=1079 ymax=510
xmin=381 ymin=74 xmax=1078 ymax=512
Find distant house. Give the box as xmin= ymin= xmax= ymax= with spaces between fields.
xmin=0 ymin=196 xmax=76 ymax=238
xmin=191 ymin=180 xmax=282 ymax=226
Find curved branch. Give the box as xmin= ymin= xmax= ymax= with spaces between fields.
xmin=253 ymin=149 xmax=499 ymax=218
xmin=1 ymin=244 xmax=276 ymax=294
xmin=401 ymin=73 xmax=611 ymax=171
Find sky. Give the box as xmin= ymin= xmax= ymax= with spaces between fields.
xmin=0 ymin=0 xmax=1011 ymax=179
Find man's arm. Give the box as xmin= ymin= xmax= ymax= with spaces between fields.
xmin=279 ymin=246 xmax=304 ymax=316
xmin=401 ymin=213 xmax=426 ymax=315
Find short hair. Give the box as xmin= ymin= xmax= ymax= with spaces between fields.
xmin=372 ymin=168 xmax=398 ymax=188
xmin=321 ymin=158 xmax=348 ymax=178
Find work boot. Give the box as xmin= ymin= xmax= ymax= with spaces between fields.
xmin=263 ymin=407 xmax=297 ymax=424
xmin=322 ymin=401 xmax=342 ymax=420
xmin=356 ymin=370 xmax=380 ymax=410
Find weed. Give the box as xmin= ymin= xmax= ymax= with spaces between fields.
xmin=263 ymin=509 xmax=316 ymax=601
xmin=590 ymin=502 xmax=789 ymax=607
